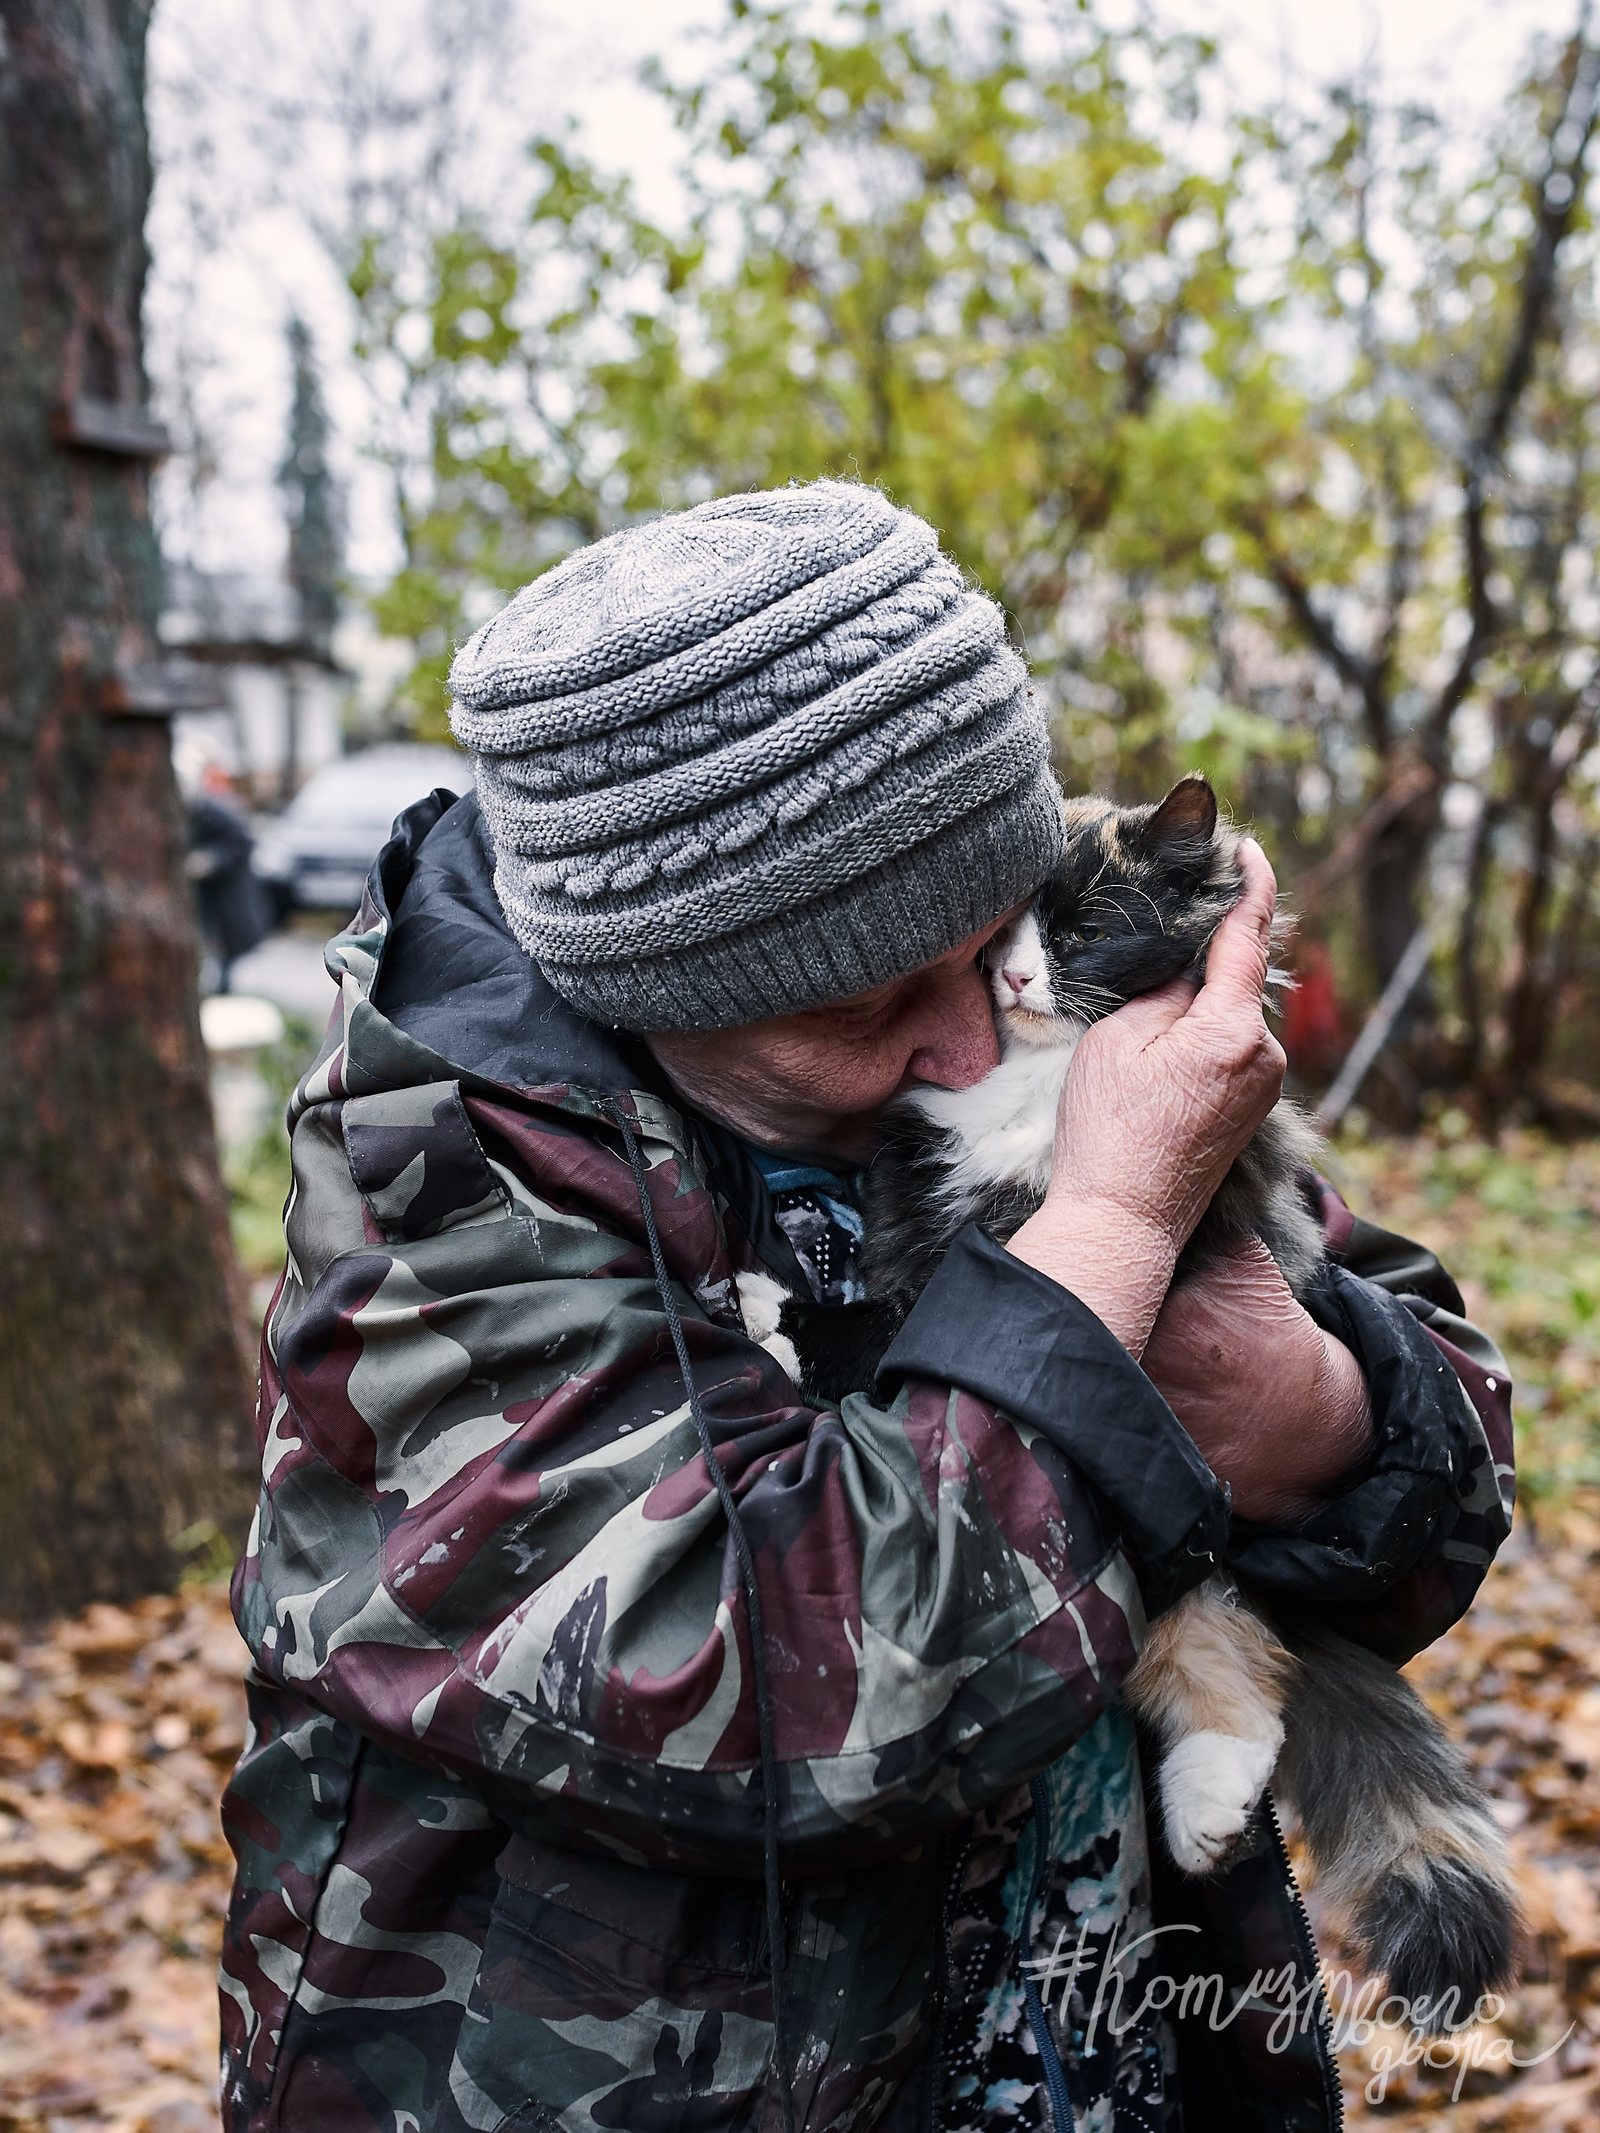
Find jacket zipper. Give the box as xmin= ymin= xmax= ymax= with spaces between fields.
xmin=921 ymin=1826 xmax=969 ymax=2133
xmin=1019 ymin=1774 xmax=1076 ymax=2133
xmin=1261 ymin=1792 xmax=1345 ymax=2133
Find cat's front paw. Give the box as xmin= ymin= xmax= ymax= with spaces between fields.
xmin=1160 ymin=1727 xmax=1282 ymax=1875
xmin=734 ymin=1268 xmax=802 ymax=1380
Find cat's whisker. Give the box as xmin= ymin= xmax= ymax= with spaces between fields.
xmin=1058 ymin=988 xmax=1121 ymax=1020
xmin=1075 ymin=893 xmax=1140 ymax=936
xmin=1110 ymin=882 xmax=1168 ymax=934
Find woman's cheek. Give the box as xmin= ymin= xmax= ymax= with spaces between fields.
xmin=816 ymin=1036 xmax=907 ymax=1115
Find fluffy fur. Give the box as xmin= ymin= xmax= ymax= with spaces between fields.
xmin=755 ymin=775 xmax=1519 ymax=2022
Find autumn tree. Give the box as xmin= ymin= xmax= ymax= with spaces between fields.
xmin=276 ymin=313 xmax=344 ymax=798
xmin=1179 ymin=28 xmax=1600 ymax=1109
xmin=0 ymin=0 xmax=255 ymax=1616
xmin=354 ymin=2 xmax=1242 ymax=732
xmin=281 ymin=315 xmax=342 ymax=663
xmin=146 ymin=0 xmax=532 ymax=683
xmin=351 ymin=0 xmax=1600 ymax=1116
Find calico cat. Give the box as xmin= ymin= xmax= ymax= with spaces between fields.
xmin=737 ymin=775 xmax=1518 ymax=2022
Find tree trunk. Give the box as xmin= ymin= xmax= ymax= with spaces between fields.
xmin=1500 ymin=789 xmax=1563 ymax=1093
xmin=1361 ymin=773 xmax=1440 ymax=988
xmin=1451 ymin=796 xmax=1497 ymax=1090
xmin=0 ymin=0 xmax=256 ymax=1618
xmin=1357 ymin=767 xmax=1444 ymax=1123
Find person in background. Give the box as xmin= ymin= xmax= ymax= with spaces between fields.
xmin=1282 ymin=934 xmax=1349 ymax=1086
xmin=181 ymin=755 xmax=271 ymax=993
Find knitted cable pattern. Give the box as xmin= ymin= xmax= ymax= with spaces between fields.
xmin=474 ymin=551 xmax=973 ymax=800
xmin=448 ymin=479 xmax=1065 ymax=1031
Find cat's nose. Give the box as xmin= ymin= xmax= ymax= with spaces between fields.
xmin=1001 ymin=967 xmax=1031 ymax=998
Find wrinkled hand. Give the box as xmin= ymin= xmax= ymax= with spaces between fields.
xmin=1008 ymin=835 xmax=1369 ymax=1518
xmin=1045 ymin=838 xmax=1287 ymax=1253
xmin=1141 ymin=1238 xmax=1374 ymax=1523
xmin=1009 ymin=838 xmax=1287 ymax=1355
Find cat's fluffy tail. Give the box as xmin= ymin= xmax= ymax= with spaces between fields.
xmin=1276 ymin=1629 xmax=1520 ymax=2031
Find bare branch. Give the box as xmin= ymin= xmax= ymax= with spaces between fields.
xmin=1256 ymin=538 xmax=1391 ymax=752
xmin=1424 ymin=483 xmax=1496 ymax=754
xmin=1425 ymin=23 xmax=1600 ymax=748
xmin=1293 ymin=759 xmax=1438 ymax=910
xmin=1372 ymin=421 xmax=1416 ymax=693
xmin=1471 ymin=29 xmax=1600 ymax=478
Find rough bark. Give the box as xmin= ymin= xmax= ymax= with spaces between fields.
xmin=1360 ymin=774 xmax=1444 ymax=1012
xmin=0 ymin=0 xmax=256 ymax=1618
xmin=1452 ymin=790 xmax=1503 ymax=1102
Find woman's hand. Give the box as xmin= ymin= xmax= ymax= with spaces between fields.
xmin=1140 ymin=1239 xmax=1374 ymax=1523
xmin=1008 ymin=838 xmax=1286 ymax=1354
xmin=1044 ymin=837 xmax=1286 ymax=1250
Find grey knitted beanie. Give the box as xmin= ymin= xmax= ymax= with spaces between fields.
xmin=448 ymin=480 xmax=1065 ymax=1030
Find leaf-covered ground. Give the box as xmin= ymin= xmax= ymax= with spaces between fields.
xmin=1327 ymin=1124 xmax=1600 ymax=1506
xmin=2 ymin=1132 xmax=1597 ymax=2129
xmin=0 ymin=1593 xmax=241 ymax=2131
xmin=1315 ymin=1515 xmax=1600 ymax=2126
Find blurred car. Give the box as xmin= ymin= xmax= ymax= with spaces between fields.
xmin=252 ymin=744 xmax=471 ymax=917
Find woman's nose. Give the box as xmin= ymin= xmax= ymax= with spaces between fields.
xmin=905 ymin=959 xmax=1001 ymax=1090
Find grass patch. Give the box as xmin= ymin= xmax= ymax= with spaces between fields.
xmin=1327 ymin=1122 xmax=1600 ymax=1507
xmin=222 ymin=1017 xmax=316 ymax=1285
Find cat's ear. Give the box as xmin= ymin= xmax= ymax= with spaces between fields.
xmin=1140 ymin=774 xmax=1218 ymax=853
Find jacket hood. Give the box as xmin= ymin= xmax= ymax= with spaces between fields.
xmin=313 ymin=787 xmax=811 ymax=1288
xmin=319 ymin=788 xmax=653 ymax=1100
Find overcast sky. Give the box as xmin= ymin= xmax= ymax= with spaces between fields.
xmin=144 ymin=0 xmax=1584 ymax=594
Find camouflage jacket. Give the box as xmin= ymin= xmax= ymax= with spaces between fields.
xmin=220 ymin=792 xmax=1515 ymax=2133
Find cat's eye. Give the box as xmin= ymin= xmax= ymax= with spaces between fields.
xmin=1074 ymin=922 xmax=1103 ymax=943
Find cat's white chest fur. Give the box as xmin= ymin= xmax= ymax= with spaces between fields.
xmin=904 ymin=1028 xmax=1084 ymax=1222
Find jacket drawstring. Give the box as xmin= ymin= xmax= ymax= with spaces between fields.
xmin=607 ymin=1096 xmax=799 ymax=2133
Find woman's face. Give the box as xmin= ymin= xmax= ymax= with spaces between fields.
xmin=645 ymin=909 xmax=1022 ymax=1162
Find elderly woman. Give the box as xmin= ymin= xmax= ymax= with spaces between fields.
xmin=220 ymin=483 xmax=1512 ymax=2133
